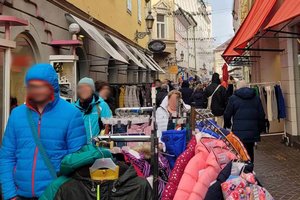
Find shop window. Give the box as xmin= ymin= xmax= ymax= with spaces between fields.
xmin=10 ymin=34 xmax=36 ymax=111
xmin=127 ymin=0 xmax=132 ymax=14
xmin=157 ymin=14 xmax=166 ymax=39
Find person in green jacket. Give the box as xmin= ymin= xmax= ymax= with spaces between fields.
xmin=74 ymin=77 xmax=112 ymax=143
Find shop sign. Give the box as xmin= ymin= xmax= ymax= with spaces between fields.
xmin=148 ymin=40 xmax=166 ymax=53
xmin=169 ymin=65 xmax=178 ymax=74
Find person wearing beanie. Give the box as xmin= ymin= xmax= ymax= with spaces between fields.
xmin=0 ymin=63 xmax=86 ymax=200
xmin=74 ymin=77 xmax=112 ymax=143
xmin=224 ymin=80 xmax=265 ymax=163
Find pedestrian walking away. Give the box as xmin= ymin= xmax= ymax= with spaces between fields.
xmin=224 ymin=80 xmax=265 ymax=162
xmin=179 ymin=80 xmax=194 ymax=105
xmin=205 ymin=73 xmax=228 ymax=127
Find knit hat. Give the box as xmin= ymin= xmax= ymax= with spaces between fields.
xmin=236 ymin=80 xmax=247 ymax=89
xmin=78 ymin=77 xmax=95 ymax=92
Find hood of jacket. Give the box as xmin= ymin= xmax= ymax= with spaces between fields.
xmin=72 ymin=165 xmax=137 ymax=189
xmin=234 ymin=87 xmax=256 ymax=99
xmin=211 ymin=73 xmax=221 ymax=84
xmin=181 ymin=80 xmax=190 ymax=88
xmin=25 ymin=63 xmax=60 ymax=110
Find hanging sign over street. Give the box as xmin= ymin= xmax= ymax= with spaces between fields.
xmin=148 ymin=40 xmax=166 ymax=53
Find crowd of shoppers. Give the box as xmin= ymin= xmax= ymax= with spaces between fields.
xmin=0 ymin=62 xmax=265 ymax=199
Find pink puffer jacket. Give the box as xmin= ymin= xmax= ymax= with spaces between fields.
xmin=174 ymin=138 xmax=234 ymax=200
xmin=162 ymin=136 xmax=197 ymax=200
xmin=188 ymin=148 xmax=236 ymax=200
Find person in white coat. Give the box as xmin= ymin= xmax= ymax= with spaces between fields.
xmin=156 ymin=90 xmax=191 ymax=148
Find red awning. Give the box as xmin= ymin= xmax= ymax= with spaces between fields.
xmin=265 ymin=0 xmax=300 ymax=29
xmin=222 ymin=0 xmax=276 ymax=62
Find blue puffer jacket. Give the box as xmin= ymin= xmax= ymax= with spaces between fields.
xmin=224 ymin=87 xmax=265 ymax=143
xmin=74 ymin=95 xmax=112 ymax=143
xmin=0 ymin=63 xmax=86 ymax=200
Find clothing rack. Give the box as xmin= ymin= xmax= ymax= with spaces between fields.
xmin=248 ymin=81 xmax=281 ymax=86
xmin=95 ymin=106 xmax=159 ymax=200
xmin=190 ymin=108 xmax=243 ymax=160
xmin=247 ymin=81 xmax=289 ymax=145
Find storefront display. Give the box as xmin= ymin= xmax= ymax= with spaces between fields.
xmin=50 ymin=55 xmax=79 ymax=102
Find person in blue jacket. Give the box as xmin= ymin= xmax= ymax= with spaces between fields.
xmin=0 ymin=63 xmax=87 ymax=200
xmin=74 ymin=77 xmax=112 ymax=143
xmin=224 ymin=80 xmax=265 ymax=163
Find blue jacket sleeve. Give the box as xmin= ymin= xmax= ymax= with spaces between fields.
xmin=100 ymin=102 xmax=112 ymax=118
xmin=66 ymin=109 xmax=87 ymax=153
xmin=224 ymin=97 xmax=234 ymax=129
xmin=0 ymin=113 xmax=17 ymax=200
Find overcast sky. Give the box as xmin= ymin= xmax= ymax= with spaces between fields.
xmin=207 ymin=0 xmax=234 ymax=47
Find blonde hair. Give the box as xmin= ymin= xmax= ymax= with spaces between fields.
xmin=168 ymin=90 xmax=182 ymax=99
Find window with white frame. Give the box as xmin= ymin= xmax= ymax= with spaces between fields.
xmin=157 ymin=14 xmax=166 ymax=39
xmin=137 ymin=0 xmax=142 ymax=23
xmin=127 ymin=0 xmax=132 ymax=13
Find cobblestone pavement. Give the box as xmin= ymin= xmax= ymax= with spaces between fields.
xmin=255 ymin=135 xmax=300 ymax=199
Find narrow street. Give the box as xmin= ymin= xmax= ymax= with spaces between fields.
xmin=255 ymin=136 xmax=300 ymax=199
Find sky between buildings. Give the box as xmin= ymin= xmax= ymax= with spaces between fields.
xmin=207 ymin=0 xmax=234 ymax=47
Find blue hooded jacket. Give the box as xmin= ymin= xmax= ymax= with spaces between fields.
xmin=74 ymin=94 xmax=112 ymax=143
xmin=0 ymin=63 xmax=86 ymax=199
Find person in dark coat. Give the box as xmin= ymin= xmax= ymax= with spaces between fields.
xmin=190 ymin=84 xmax=207 ymax=108
xmin=179 ymin=80 xmax=194 ymax=105
xmin=224 ymin=80 xmax=265 ymax=163
xmin=156 ymin=84 xmax=169 ymax=107
xmin=205 ymin=73 xmax=228 ymax=126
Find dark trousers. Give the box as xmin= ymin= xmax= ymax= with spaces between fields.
xmin=243 ymin=142 xmax=255 ymax=163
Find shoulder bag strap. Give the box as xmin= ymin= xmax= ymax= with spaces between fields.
xmin=211 ymin=85 xmax=221 ymax=98
xmin=27 ymin=108 xmax=57 ymax=179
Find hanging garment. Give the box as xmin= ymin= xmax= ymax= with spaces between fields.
xmin=265 ymin=86 xmax=278 ymax=121
xmin=119 ymin=86 xmax=125 ymax=108
xmin=131 ymin=85 xmax=140 ymax=107
xmin=173 ymin=138 xmax=229 ymax=200
xmin=54 ymin=166 xmax=153 ymax=200
xmin=40 ymin=145 xmax=112 ymax=200
xmin=226 ymin=132 xmax=250 ymax=162
xmin=145 ymin=84 xmax=152 ymax=106
xmin=161 ymin=129 xmax=187 ymax=169
xmin=253 ymin=85 xmax=259 ymax=97
xmin=274 ymin=85 xmax=286 ymax=119
xmin=204 ymin=162 xmax=232 ymax=200
xmin=221 ymin=172 xmax=274 ymax=200
xmin=162 ymin=137 xmax=197 ymax=200
xmin=188 ymin=148 xmax=236 ymax=200
xmin=259 ymin=86 xmax=268 ymax=119
xmin=124 ymin=86 xmax=130 ymax=107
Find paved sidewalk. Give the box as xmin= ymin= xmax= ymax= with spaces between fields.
xmin=255 ymin=135 xmax=300 ymax=199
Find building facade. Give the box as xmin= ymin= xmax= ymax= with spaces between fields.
xmin=151 ymin=0 xmax=177 ymax=81
xmin=175 ymin=0 xmax=214 ymax=82
xmin=0 ymin=0 xmax=162 ymax=133
xmin=231 ymin=0 xmax=300 ymax=146
xmin=174 ymin=6 xmax=197 ymax=80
